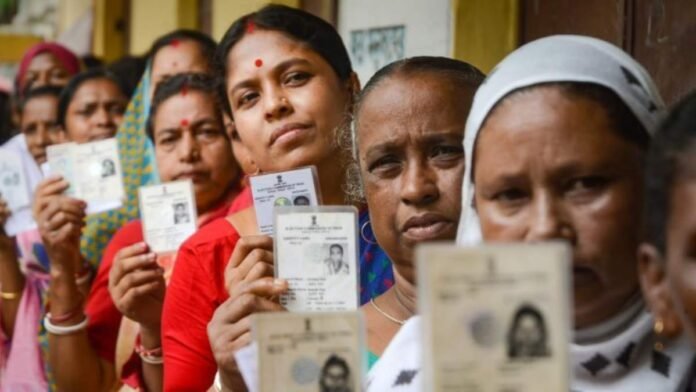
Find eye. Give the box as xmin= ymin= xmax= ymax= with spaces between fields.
xmin=430 ymin=144 xmax=463 ymax=160
xmin=109 ymin=104 xmax=126 ymax=115
xmin=493 ymin=188 xmax=529 ymax=204
xmin=197 ymin=127 xmax=223 ymax=141
xmin=367 ymin=155 xmax=401 ymax=175
xmin=566 ymin=176 xmax=609 ymax=195
xmin=284 ymin=72 xmax=311 ymax=86
xmin=237 ymin=91 xmax=259 ymax=108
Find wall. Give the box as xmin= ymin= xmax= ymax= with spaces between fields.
xmin=129 ymin=0 xmax=198 ymax=55
xmin=211 ymin=0 xmax=299 ymax=40
xmin=338 ymin=0 xmax=451 ymax=84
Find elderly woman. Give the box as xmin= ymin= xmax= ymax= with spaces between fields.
xmin=457 ymin=35 xmax=694 ymax=391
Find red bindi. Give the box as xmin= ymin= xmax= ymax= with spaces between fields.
xmin=181 ymin=84 xmax=188 ymax=96
xmin=246 ymin=20 xmax=255 ymax=34
xmin=180 ymin=119 xmax=189 ymax=127
xmin=254 ymin=59 xmax=263 ymax=67
xmin=170 ymin=39 xmax=180 ymax=48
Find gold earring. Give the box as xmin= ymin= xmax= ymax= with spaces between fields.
xmin=654 ymin=318 xmax=665 ymax=351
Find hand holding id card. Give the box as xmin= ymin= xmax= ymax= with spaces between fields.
xmin=418 ymin=243 xmax=572 ymax=392
xmin=249 ymin=166 xmax=320 ymax=235
xmin=139 ymin=180 xmax=197 ymax=254
xmin=0 ymin=148 xmax=32 ymax=235
xmin=274 ymin=206 xmax=359 ymax=312
xmin=253 ymin=311 xmax=363 ymax=392
xmin=46 ymin=138 xmax=125 ymax=214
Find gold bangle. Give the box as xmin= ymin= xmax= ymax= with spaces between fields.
xmin=0 ymin=291 xmax=20 ymax=300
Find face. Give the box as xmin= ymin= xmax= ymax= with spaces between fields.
xmin=474 ymin=86 xmax=646 ymax=329
xmin=20 ymin=95 xmax=67 ymax=164
xmin=225 ymin=29 xmax=351 ymax=174
xmin=150 ymin=40 xmax=210 ymax=98
xmin=153 ymin=90 xmax=239 ymax=213
xmin=513 ymin=314 xmax=544 ymax=351
xmin=22 ymin=52 xmax=72 ymax=90
xmin=330 ymin=246 xmax=343 ymax=262
xmin=321 ymin=364 xmax=349 ymax=391
xmin=223 ymin=112 xmax=257 ymax=175
xmin=64 ymin=78 xmax=127 ymax=143
xmin=357 ymin=73 xmax=470 ymax=281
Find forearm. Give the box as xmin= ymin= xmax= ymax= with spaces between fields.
xmin=220 ymin=370 xmax=249 ymax=392
xmin=0 ymin=245 xmax=24 ymax=337
xmin=48 ymin=267 xmax=115 ymax=391
xmin=140 ymin=325 xmax=163 ymax=392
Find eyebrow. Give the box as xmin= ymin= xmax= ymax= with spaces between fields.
xmin=228 ymin=57 xmax=312 ymax=95
xmin=364 ymin=130 xmax=463 ymax=155
xmin=155 ymin=118 xmax=218 ymax=135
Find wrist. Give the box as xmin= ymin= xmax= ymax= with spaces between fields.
xmin=139 ymin=324 xmax=162 ymax=348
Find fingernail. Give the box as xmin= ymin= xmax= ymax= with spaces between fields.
xmin=273 ymin=278 xmax=285 ymax=288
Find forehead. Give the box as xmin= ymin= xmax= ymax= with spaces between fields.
xmin=226 ymin=29 xmax=325 ymax=80
xmin=23 ymin=95 xmax=58 ymax=117
xmin=28 ymin=52 xmax=64 ymax=71
xmin=72 ymin=78 xmax=123 ymax=101
xmin=152 ymin=40 xmax=206 ymax=75
xmin=153 ymin=91 xmax=216 ymax=126
xmin=357 ymin=74 xmax=472 ymax=145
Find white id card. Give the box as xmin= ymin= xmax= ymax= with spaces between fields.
xmin=139 ymin=180 xmax=197 ymax=254
xmin=418 ymin=243 xmax=572 ymax=392
xmin=0 ymin=148 xmax=32 ymax=236
xmin=46 ymin=138 xmax=125 ymax=214
xmin=275 ymin=206 xmax=359 ymax=312
xmin=253 ymin=311 xmax=363 ymax=392
xmin=249 ymin=166 xmax=320 ymax=235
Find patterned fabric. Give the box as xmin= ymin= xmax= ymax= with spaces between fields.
xmin=80 ymin=65 xmax=158 ymax=270
xmin=358 ymin=210 xmax=393 ymax=305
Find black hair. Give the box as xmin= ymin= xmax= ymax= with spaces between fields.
xmin=148 ymin=29 xmax=217 ymax=68
xmin=57 ymin=68 xmax=128 ymax=128
xmin=0 ymin=91 xmax=13 ymax=144
xmin=147 ymin=73 xmax=225 ymax=141
xmin=319 ymin=354 xmax=350 ymax=388
xmin=488 ymin=82 xmax=651 ymax=151
xmin=214 ymin=4 xmax=353 ymax=115
xmin=507 ymin=304 xmax=548 ymax=358
xmin=108 ymin=55 xmax=147 ymax=98
xmin=329 ymin=244 xmax=344 ymax=254
xmin=355 ymin=56 xmax=485 ymax=120
xmin=643 ymin=91 xmax=696 ymax=253
xmin=18 ymin=85 xmax=63 ymax=114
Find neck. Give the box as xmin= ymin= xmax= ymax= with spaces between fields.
xmin=198 ymin=182 xmax=239 ymax=216
xmin=390 ymin=266 xmax=418 ymax=317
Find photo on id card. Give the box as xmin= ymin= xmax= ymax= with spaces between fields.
xmin=249 ymin=166 xmax=320 ymax=235
xmin=274 ymin=206 xmax=359 ymax=312
xmin=139 ymin=180 xmax=197 ymax=255
xmin=46 ymin=138 xmax=125 ymax=212
xmin=0 ymin=149 xmax=30 ymax=211
xmin=253 ymin=311 xmax=363 ymax=392
xmin=417 ymin=242 xmax=572 ymax=392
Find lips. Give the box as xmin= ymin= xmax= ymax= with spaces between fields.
xmin=175 ymin=169 xmax=209 ymax=183
xmin=401 ymin=213 xmax=455 ymax=242
xmin=269 ymin=122 xmax=311 ymax=146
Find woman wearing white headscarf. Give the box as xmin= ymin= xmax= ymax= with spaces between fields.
xmin=455 ymin=35 xmax=695 ymax=391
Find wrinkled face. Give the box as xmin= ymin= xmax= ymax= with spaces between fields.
xmin=152 ymin=90 xmax=239 ymax=213
xmin=150 ymin=40 xmax=210 ymax=99
xmin=513 ymin=315 xmax=544 ymax=351
xmin=22 ymin=52 xmax=72 ymax=90
xmin=357 ymin=73 xmax=471 ymax=281
xmin=64 ymin=78 xmax=127 ymax=143
xmin=665 ymin=170 xmax=696 ymax=344
xmin=225 ymin=29 xmax=351 ymax=173
xmin=20 ymin=94 xmax=67 ymax=164
xmin=474 ymin=86 xmax=646 ymax=329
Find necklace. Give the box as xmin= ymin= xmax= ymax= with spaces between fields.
xmin=370 ymin=298 xmax=405 ymax=326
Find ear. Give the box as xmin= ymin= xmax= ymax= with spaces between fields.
xmin=638 ymin=242 xmax=682 ymax=338
xmin=348 ymin=71 xmax=361 ymax=96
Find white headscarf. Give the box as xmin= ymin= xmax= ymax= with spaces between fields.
xmin=455 ymin=34 xmax=666 ymax=245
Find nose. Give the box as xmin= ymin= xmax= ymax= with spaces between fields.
xmin=400 ymin=161 xmax=439 ymax=206
xmin=35 ymin=124 xmax=52 ymax=147
xmin=525 ymin=192 xmax=572 ymax=242
xmin=178 ymin=131 xmax=200 ymax=163
xmin=264 ymin=87 xmax=292 ymax=122
xmin=93 ymin=106 xmax=115 ymax=131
